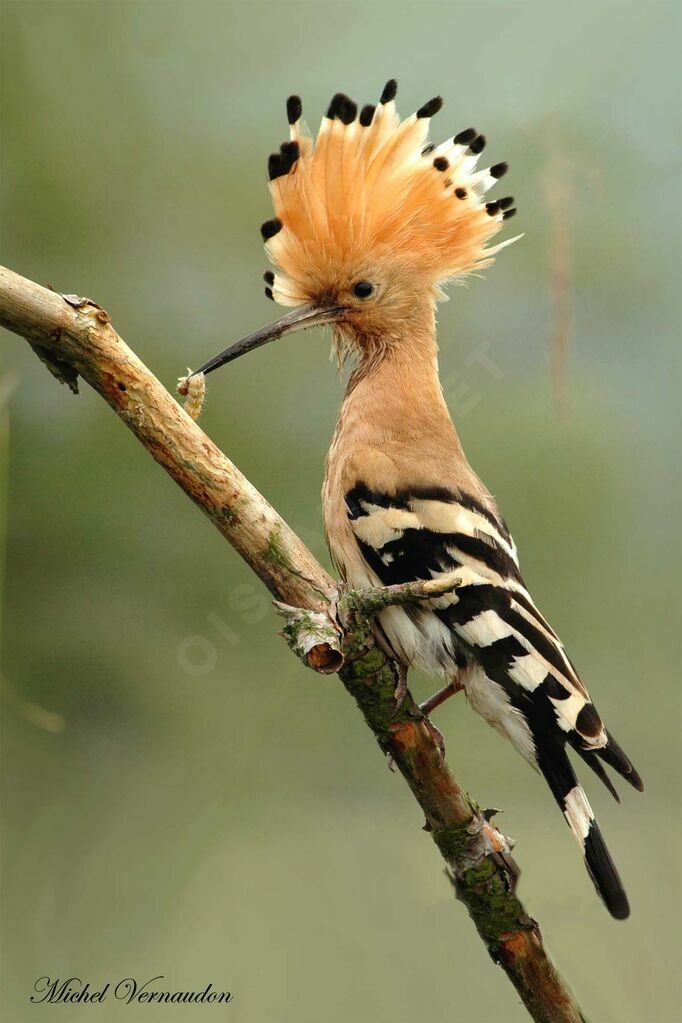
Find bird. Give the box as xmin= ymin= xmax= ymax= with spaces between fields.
xmin=190 ymin=80 xmax=643 ymax=919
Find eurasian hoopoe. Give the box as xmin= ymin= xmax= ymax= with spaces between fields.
xmin=190 ymin=80 xmax=643 ymax=919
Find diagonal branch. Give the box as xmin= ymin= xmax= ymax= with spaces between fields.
xmin=0 ymin=264 xmax=587 ymax=1023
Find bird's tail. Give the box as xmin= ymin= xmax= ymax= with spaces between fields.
xmin=572 ymin=728 xmax=644 ymax=802
xmin=537 ymin=743 xmax=630 ymax=920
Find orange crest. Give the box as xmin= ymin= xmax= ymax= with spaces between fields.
xmin=260 ymin=81 xmax=520 ymax=307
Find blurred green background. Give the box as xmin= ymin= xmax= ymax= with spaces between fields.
xmin=1 ymin=2 xmax=680 ymax=1021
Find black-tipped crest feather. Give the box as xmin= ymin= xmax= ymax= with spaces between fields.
xmin=417 ymin=96 xmax=443 ymax=119
xmin=380 ymin=79 xmax=398 ymax=104
xmin=286 ymin=95 xmax=302 ymax=125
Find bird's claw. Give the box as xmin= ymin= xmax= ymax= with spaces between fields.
xmin=422 ymin=715 xmax=446 ymax=761
xmin=393 ymin=664 xmax=408 ymax=709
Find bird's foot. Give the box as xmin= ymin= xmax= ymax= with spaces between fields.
xmin=422 ymin=715 xmax=446 ymax=761
xmin=393 ymin=664 xmax=408 ymax=709
xmin=418 ymin=680 xmax=464 ymax=761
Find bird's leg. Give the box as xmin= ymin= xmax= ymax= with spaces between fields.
xmin=419 ymin=679 xmax=464 ymax=716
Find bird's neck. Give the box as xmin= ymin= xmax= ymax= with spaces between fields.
xmin=332 ymin=316 xmax=465 ymax=464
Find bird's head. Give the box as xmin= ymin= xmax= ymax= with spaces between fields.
xmin=193 ymin=80 xmax=520 ymax=377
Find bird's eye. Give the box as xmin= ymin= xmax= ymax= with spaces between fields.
xmin=352 ymin=281 xmax=375 ymax=299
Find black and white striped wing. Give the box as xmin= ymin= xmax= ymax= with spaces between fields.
xmin=345 ymin=482 xmax=643 ymax=919
xmin=345 ymin=482 xmax=602 ymax=748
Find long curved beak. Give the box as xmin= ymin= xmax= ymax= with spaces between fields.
xmin=191 ymin=303 xmax=346 ymax=378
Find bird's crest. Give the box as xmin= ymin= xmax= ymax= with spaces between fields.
xmin=260 ymin=80 xmax=520 ymax=306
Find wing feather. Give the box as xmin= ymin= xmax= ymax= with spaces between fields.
xmin=345 ymin=482 xmax=605 ymax=748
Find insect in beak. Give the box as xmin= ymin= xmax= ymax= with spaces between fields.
xmin=190 ymin=303 xmax=347 ymax=378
